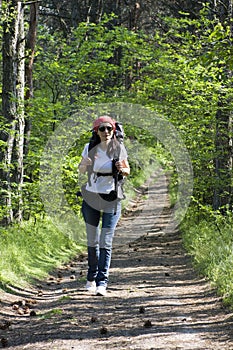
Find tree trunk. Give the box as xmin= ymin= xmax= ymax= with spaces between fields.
xmin=211 ymin=0 xmax=233 ymax=210
xmin=213 ymin=97 xmax=232 ymax=210
xmin=1 ymin=1 xmax=25 ymax=224
xmin=25 ymin=2 xmax=39 ymax=156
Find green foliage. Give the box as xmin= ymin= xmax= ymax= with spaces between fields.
xmin=132 ymin=10 xmax=233 ymax=207
xmin=2 ymin=5 xmax=233 ymax=306
xmin=0 ymin=7 xmax=230 ymax=220
xmin=0 ymin=217 xmax=83 ymax=288
xmin=39 ymin=308 xmax=63 ymax=320
xmin=182 ymin=203 xmax=233 ymax=306
xmin=33 ymin=18 xmax=143 ymax=105
xmin=20 ymin=19 xmax=153 ymax=219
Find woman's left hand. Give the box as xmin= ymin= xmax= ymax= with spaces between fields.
xmin=115 ymin=160 xmax=130 ymax=176
xmin=115 ymin=160 xmax=124 ymax=172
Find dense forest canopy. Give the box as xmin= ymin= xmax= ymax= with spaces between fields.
xmin=38 ymin=0 xmax=203 ymax=32
xmin=0 ymin=0 xmax=233 ymax=225
xmin=2 ymin=0 xmax=233 ymax=306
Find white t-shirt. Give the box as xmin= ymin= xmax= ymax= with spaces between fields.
xmin=82 ymin=143 xmax=127 ymax=194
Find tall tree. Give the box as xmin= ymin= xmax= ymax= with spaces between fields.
xmin=1 ymin=1 xmax=25 ymax=223
xmin=209 ymin=0 xmax=233 ymax=209
xmin=25 ymin=1 xmax=39 ymax=156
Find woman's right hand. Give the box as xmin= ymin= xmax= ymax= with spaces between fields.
xmin=78 ymin=157 xmax=92 ymax=173
xmin=81 ymin=157 xmax=92 ymax=167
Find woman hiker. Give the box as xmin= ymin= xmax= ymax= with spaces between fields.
xmin=78 ymin=116 xmax=130 ymax=296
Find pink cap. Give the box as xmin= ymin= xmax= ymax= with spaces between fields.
xmin=93 ymin=116 xmax=116 ymax=132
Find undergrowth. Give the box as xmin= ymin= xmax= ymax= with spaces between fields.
xmin=181 ymin=201 xmax=233 ymax=307
xmin=0 ymin=216 xmax=83 ymax=288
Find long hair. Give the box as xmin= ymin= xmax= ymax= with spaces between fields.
xmin=106 ymin=134 xmax=121 ymax=160
xmin=88 ymin=132 xmax=120 ymax=160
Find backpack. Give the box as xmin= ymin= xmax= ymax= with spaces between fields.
xmin=87 ymin=122 xmax=126 ymax=204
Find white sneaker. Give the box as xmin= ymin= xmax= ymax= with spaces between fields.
xmin=85 ymin=280 xmax=96 ymax=293
xmin=96 ymin=285 xmax=107 ymax=296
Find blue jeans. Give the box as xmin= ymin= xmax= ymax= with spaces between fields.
xmin=81 ymin=199 xmax=121 ymax=287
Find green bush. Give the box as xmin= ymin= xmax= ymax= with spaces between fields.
xmin=181 ymin=203 xmax=233 ymax=306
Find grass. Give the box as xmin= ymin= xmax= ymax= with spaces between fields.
xmin=39 ymin=308 xmax=63 ymax=320
xmin=0 ymin=216 xmax=84 ymax=288
xmin=181 ymin=204 xmax=233 ymax=307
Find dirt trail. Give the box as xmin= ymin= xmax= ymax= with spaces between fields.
xmin=1 ymin=171 xmax=233 ymax=349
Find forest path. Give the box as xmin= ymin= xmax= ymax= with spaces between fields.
xmin=1 ymin=170 xmax=233 ymax=349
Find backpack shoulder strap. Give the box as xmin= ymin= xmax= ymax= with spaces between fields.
xmin=86 ymin=123 xmax=125 ymax=187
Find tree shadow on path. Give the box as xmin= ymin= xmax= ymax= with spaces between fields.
xmin=1 ymin=174 xmax=233 ymax=349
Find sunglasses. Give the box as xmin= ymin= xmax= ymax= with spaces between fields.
xmin=98 ymin=126 xmax=113 ymax=132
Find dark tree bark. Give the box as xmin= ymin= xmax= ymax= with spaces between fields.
xmin=211 ymin=0 xmax=233 ymax=210
xmin=24 ymin=2 xmax=39 ymax=156
xmin=213 ymin=97 xmax=233 ymax=210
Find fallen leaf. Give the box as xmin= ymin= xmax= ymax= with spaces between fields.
xmin=30 ymin=310 xmax=37 ymax=317
xmin=100 ymin=326 xmax=108 ymax=335
xmin=1 ymin=337 xmax=8 ymax=348
xmin=0 ymin=321 xmax=11 ymax=330
xmin=144 ymin=320 xmax=153 ymax=328
xmin=139 ymin=306 xmax=145 ymax=314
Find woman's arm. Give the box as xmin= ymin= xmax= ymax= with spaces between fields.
xmin=78 ymin=156 xmax=92 ymax=174
xmin=115 ymin=159 xmax=130 ymax=176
